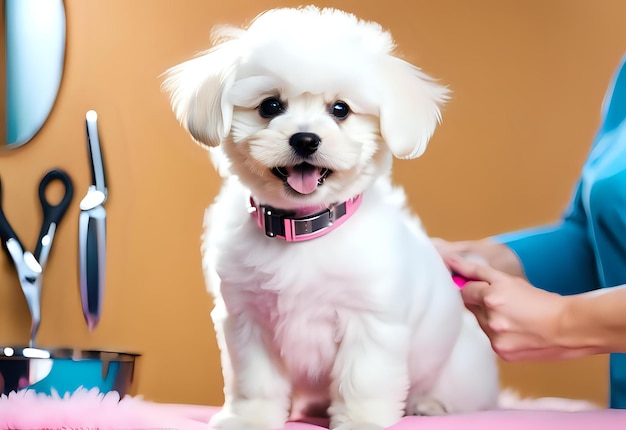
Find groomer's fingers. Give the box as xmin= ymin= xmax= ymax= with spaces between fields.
xmin=444 ymin=255 xmax=503 ymax=284
xmin=431 ymin=238 xmax=475 ymax=267
xmin=460 ymin=281 xmax=491 ymax=306
xmin=431 ymin=238 xmax=473 ymax=254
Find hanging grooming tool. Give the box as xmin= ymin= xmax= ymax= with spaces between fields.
xmin=78 ymin=110 xmax=108 ymax=331
xmin=0 ymin=169 xmax=74 ymax=346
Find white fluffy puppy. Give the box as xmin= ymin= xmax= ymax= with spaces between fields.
xmin=164 ymin=6 xmax=499 ymax=430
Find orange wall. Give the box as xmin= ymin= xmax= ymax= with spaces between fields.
xmin=1 ymin=0 xmax=625 ymax=406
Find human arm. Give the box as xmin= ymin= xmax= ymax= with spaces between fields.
xmin=446 ymin=254 xmax=626 ymax=362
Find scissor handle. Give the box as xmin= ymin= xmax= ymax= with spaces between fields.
xmin=0 ymin=176 xmax=20 ymax=245
xmin=34 ymin=169 xmax=74 ymax=261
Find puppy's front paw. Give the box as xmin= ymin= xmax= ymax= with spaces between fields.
xmin=406 ymin=397 xmax=448 ymax=416
xmin=210 ymin=411 xmax=259 ymax=430
xmin=329 ymin=413 xmax=387 ymax=430
xmin=330 ymin=422 xmax=384 ymax=430
xmin=210 ymin=409 xmax=283 ymax=430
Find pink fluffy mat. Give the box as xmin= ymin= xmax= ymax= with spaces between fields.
xmin=2 ymin=389 xmax=626 ymax=430
xmin=0 ymin=389 xmax=210 ymax=430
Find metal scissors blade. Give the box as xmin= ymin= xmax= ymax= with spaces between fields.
xmin=5 ymin=238 xmax=42 ymax=347
xmin=85 ymin=110 xmax=107 ymax=197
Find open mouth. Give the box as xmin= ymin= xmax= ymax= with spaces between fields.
xmin=271 ymin=163 xmax=332 ymax=195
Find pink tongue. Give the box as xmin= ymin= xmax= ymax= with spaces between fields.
xmin=286 ymin=165 xmax=322 ymax=195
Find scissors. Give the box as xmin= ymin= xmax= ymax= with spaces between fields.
xmin=0 ymin=169 xmax=73 ymax=347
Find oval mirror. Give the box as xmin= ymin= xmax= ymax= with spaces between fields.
xmin=3 ymin=0 xmax=66 ymax=149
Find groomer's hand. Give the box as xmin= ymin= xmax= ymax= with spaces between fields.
xmin=432 ymin=237 xmax=525 ymax=277
xmin=444 ymin=255 xmax=593 ymax=361
xmin=431 ymin=237 xmax=476 ymax=264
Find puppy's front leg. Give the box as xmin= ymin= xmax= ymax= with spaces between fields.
xmin=210 ymin=305 xmax=291 ymax=430
xmin=328 ymin=317 xmax=410 ymax=430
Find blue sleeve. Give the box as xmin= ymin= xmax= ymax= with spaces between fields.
xmin=493 ymin=182 xmax=600 ymax=296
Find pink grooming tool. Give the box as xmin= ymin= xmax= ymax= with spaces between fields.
xmin=450 ymin=254 xmax=486 ymax=289
xmin=451 ymin=271 xmax=469 ymax=289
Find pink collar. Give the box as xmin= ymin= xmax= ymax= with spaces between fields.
xmin=249 ymin=194 xmax=363 ymax=242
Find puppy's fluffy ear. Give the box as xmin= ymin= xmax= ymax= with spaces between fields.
xmin=162 ymin=28 xmax=242 ymax=147
xmin=378 ymin=56 xmax=450 ymax=159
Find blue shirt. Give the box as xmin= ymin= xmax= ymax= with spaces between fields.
xmin=495 ymin=53 xmax=626 ymax=409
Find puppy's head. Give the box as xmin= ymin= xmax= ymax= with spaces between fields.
xmin=163 ymin=6 xmax=449 ymax=209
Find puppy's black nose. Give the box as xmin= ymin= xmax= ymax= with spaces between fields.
xmin=289 ymin=132 xmax=321 ymax=157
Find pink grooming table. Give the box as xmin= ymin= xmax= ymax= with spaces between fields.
xmin=160 ymin=405 xmax=626 ymax=430
xmin=1 ymin=391 xmax=625 ymax=430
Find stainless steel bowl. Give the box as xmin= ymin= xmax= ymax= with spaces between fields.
xmin=0 ymin=346 xmax=139 ymax=396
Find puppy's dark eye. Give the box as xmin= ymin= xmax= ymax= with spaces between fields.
xmin=330 ymin=101 xmax=350 ymax=120
xmin=258 ymin=97 xmax=285 ymax=118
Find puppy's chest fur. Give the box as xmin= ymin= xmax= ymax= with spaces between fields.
xmin=221 ymin=255 xmax=371 ymax=385
xmin=260 ymin=287 xmax=341 ymax=382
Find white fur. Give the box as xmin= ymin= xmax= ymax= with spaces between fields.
xmin=164 ymin=6 xmax=500 ymax=430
